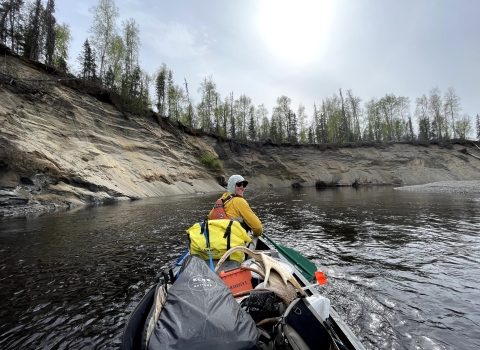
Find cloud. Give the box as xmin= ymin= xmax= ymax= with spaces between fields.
xmin=139 ymin=17 xmax=210 ymax=60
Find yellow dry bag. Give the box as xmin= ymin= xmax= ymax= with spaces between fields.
xmin=186 ymin=219 xmax=252 ymax=263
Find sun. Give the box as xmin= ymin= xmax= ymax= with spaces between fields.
xmin=258 ymin=0 xmax=334 ymax=64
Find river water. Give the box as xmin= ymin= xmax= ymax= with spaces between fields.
xmin=1 ymin=186 xmax=479 ymax=350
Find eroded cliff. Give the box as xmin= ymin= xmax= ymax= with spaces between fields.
xmin=1 ymin=47 xmax=480 ymax=217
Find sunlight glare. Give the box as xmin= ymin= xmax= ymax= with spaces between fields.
xmin=258 ymin=0 xmax=334 ymax=64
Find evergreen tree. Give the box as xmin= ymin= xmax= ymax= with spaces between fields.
xmin=415 ymin=94 xmax=429 ymax=140
xmin=23 ymin=0 xmax=43 ymax=61
xmin=314 ymin=102 xmax=328 ymax=144
xmin=418 ymin=117 xmax=430 ymax=141
xmin=43 ymin=0 xmax=55 ymax=65
xmin=248 ymin=111 xmax=256 ymax=141
xmin=220 ymin=98 xmax=229 ymax=137
xmin=229 ymin=92 xmax=235 ymax=139
xmin=104 ymin=65 xmax=115 ymax=90
xmin=307 ymin=125 xmax=314 ymax=144
xmin=269 ymin=112 xmax=279 ymax=142
xmin=1 ymin=0 xmax=25 ymax=53
xmin=77 ymin=39 xmax=96 ymax=80
xmin=155 ymin=63 xmax=167 ymax=115
xmin=430 ymin=120 xmax=438 ymax=140
xmin=405 ymin=116 xmax=415 ymax=141
xmin=287 ymin=111 xmax=298 ymax=143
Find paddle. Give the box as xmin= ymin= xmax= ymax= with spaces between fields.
xmin=262 ymin=232 xmax=318 ymax=281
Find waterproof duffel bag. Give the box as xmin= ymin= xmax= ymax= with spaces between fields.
xmin=186 ymin=219 xmax=252 ymax=263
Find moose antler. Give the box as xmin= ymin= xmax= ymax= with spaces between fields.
xmin=215 ymin=246 xmax=305 ymax=296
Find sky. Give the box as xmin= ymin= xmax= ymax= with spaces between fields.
xmin=56 ymin=0 xmax=480 ymax=129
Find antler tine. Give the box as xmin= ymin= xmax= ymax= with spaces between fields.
xmin=240 ymin=265 xmax=265 ymax=279
xmin=214 ymin=246 xmax=261 ymax=272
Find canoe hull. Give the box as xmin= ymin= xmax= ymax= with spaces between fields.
xmin=121 ymin=236 xmax=365 ymax=350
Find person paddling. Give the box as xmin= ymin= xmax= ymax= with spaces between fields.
xmin=208 ymin=174 xmax=263 ymax=237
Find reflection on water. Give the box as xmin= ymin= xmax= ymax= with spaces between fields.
xmin=1 ymin=187 xmax=479 ymax=349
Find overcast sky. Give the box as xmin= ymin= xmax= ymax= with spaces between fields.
xmin=56 ymin=0 xmax=479 ymax=128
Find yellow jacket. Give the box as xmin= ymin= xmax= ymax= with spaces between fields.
xmin=208 ymin=192 xmax=263 ymax=237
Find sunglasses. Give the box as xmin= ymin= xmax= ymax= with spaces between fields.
xmin=236 ymin=181 xmax=248 ymax=188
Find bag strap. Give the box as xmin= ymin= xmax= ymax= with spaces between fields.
xmin=222 ymin=193 xmax=235 ymax=204
xmin=201 ymin=220 xmax=215 ymax=271
xmin=222 ymin=220 xmax=234 ymax=261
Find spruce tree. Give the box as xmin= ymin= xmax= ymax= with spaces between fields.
xmin=248 ymin=113 xmax=256 ymax=141
xmin=78 ymin=39 xmax=96 ymax=80
xmin=155 ymin=64 xmax=167 ymax=115
xmin=23 ymin=0 xmax=43 ymax=61
xmin=43 ymin=0 xmax=56 ymax=65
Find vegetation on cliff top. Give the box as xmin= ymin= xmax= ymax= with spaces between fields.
xmin=1 ymin=0 xmax=480 ymax=146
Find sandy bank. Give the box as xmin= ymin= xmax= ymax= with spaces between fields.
xmin=395 ymin=180 xmax=480 ymax=194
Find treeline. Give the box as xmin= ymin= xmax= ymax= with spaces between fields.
xmin=2 ymin=0 xmax=479 ymax=143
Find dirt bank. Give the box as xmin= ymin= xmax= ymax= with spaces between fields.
xmin=1 ymin=46 xmax=480 ymax=218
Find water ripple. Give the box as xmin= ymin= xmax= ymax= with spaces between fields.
xmin=1 ymin=187 xmax=479 ymax=349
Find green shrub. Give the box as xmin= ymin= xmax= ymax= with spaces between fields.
xmin=197 ymin=152 xmax=223 ymax=169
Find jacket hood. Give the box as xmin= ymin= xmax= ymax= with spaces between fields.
xmin=227 ymin=175 xmax=247 ymax=193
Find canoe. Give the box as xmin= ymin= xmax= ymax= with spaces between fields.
xmin=121 ymin=234 xmax=365 ymax=350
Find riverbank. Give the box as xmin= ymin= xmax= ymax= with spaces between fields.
xmin=2 ymin=47 xmax=480 ymax=219
xmin=395 ymin=180 xmax=480 ymax=194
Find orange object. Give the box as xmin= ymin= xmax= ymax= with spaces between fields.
xmin=315 ymin=271 xmax=328 ymax=285
xmin=218 ymin=268 xmax=253 ymax=296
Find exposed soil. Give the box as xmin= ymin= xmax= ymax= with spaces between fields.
xmin=1 ymin=44 xmax=480 ymax=218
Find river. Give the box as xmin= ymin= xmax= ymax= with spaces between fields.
xmin=1 ymin=186 xmax=479 ymax=349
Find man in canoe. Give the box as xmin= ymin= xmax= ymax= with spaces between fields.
xmin=208 ymin=174 xmax=263 ymax=237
